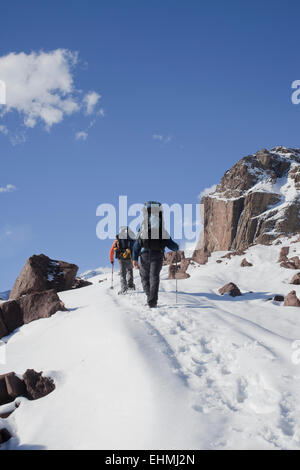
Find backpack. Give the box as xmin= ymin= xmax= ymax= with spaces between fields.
xmin=114 ymin=226 xmax=135 ymax=260
xmin=139 ymin=201 xmax=170 ymax=251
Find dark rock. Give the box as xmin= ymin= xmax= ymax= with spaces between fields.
xmin=280 ymin=260 xmax=298 ymax=269
xmin=71 ymin=278 xmax=93 ymax=289
xmin=4 ymin=372 xmax=26 ymax=400
xmin=168 ymin=258 xmax=191 ymax=279
xmin=192 ymin=248 xmax=209 ymax=265
xmin=0 ymin=300 xmax=23 ymax=334
xmin=0 ymin=410 xmax=14 ymax=419
xmin=216 ymin=260 xmax=222 ymax=264
xmin=290 ymin=256 xmax=300 ymax=269
xmin=221 ymin=251 xmax=246 ymax=260
xmin=0 ymin=375 xmax=13 ymax=406
xmin=290 ymin=273 xmax=300 ymax=285
xmin=241 ymin=258 xmax=253 ymax=267
xmin=195 ymin=148 xmax=300 ymax=254
xmin=23 ymin=369 xmax=55 ymax=400
xmin=273 ymin=295 xmax=284 ymax=302
xmin=284 ymin=290 xmax=300 ymax=307
xmin=10 ymin=254 xmax=78 ymax=300
xmin=163 ymin=251 xmax=185 ymax=266
xmin=17 ymin=289 xmax=66 ymax=325
xmin=278 ymin=247 xmax=289 ymax=262
xmin=218 ymin=282 xmax=242 ymax=297
xmin=0 ymin=314 xmax=8 ymax=339
xmin=0 ymin=428 xmax=11 ymax=444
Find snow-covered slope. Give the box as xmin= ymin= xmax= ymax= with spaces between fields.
xmin=1 ymin=240 xmax=300 ymax=449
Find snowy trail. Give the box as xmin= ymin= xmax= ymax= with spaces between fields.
xmin=116 ymin=255 xmax=300 ymax=449
xmin=1 ymin=282 xmax=218 ymax=450
xmin=1 ymin=240 xmax=300 ymax=449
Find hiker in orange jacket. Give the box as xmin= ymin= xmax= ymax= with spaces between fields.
xmin=109 ymin=226 xmax=136 ymax=295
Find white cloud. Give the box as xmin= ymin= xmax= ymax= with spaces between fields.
xmin=0 ymin=184 xmax=17 ymax=193
xmin=75 ymin=130 xmax=88 ymax=141
xmin=84 ymin=91 xmax=101 ymax=115
xmin=198 ymin=184 xmax=217 ymax=200
xmin=152 ymin=133 xmax=172 ymax=143
xmin=0 ymin=125 xmax=8 ymax=135
xmin=0 ymin=49 xmax=103 ymax=135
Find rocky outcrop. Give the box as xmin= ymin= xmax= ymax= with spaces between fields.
xmin=221 ymin=251 xmax=246 ymax=260
xmin=0 ymin=300 xmax=23 ymax=334
xmin=278 ymin=247 xmax=290 ymax=262
xmin=0 ymin=290 xmax=66 ymax=339
xmin=280 ymin=256 xmax=300 ymax=269
xmin=192 ymin=248 xmax=209 ymax=265
xmin=71 ymin=278 xmax=93 ymax=289
xmin=17 ymin=290 xmax=66 ymax=325
xmin=241 ymin=258 xmax=253 ymax=267
xmin=194 ymin=147 xmax=300 ymax=257
xmin=163 ymin=251 xmax=185 ymax=266
xmin=218 ymin=282 xmax=242 ymax=297
xmin=0 ymin=370 xmax=55 ymax=405
xmin=168 ymin=258 xmax=191 ymax=279
xmin=290 ymin=273 xmax=300 ymax=285
xmin=10 ymin=254 xmax=78 ymax=300
xmin=23 ymin=369 xmax=55 ymax=400
xmin=0 ymin=428 xmax=11 ymax=444
xmin=284 ymin=290 xmax=300 ymax=307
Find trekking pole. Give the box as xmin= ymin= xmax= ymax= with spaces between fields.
xmin=110 ymin=263 xmax=114 ymax=289
xmin=175 ymin=251 xmax=178 ymax=304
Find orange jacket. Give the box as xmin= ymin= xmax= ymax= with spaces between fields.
xmin=109 ymin=240 xmax=117 ymax=263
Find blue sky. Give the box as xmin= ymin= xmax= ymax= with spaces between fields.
xmin=1 ymin=0 xmax=300 ymax=289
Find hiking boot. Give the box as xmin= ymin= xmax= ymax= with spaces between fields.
xmin=148 ymin=301 xmax=157 ymax=308
xmin=118 ymin=289 xmax=127 ymax=295
xmin=127 ymin=284 xmax=136 ymax=291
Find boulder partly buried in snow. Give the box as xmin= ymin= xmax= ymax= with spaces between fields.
xmin=0 ymin=300 xmax=23 ymax=334
xmin=17 ymin=289 xmax=66 ymax=325
xmin=168 ymin=258 xmax=191 ymax=279
xmin=241 ymin=258 xmax=253 ymax=267
xmin=284 ymin=290 xmax=300 ymax=307
xmin=10 ymin=254 xmax=78 ymax=300
xmin=163 ymin=251 xmax=185 ymax=266
xmin=290 ymin=273 xmax=300 ymax=285
xmin=0 ymin=428 xmax=11 ymax=444
xmin=71 ymin=278 xmax=93 ymax=289
xmin=0 ymin=370 xmax=55 ymax=406
xmin=23 ymin=369 xmax=55 ymax=400
xmin=218 ymin=282 xmax=242 ymax=297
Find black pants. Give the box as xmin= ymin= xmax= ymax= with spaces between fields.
xmin=119 ymin=259 xmax=134 ymax=291
xmin=140 ymin=251 xmax=164 ymax=306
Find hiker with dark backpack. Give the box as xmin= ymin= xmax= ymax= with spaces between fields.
xmin=132 ymin=201 xmax=179 ymax=308
xmin=109 ymin=226 xmax=136 ymax=295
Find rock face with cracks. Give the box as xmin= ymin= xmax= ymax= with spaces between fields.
xmin=193 ymin=147 xmax=300 ymax=260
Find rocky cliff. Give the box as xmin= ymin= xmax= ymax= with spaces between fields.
xmin=193 ymin=146 xmax=300 ymax=261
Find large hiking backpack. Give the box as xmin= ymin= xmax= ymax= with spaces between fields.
xmin=115 ymin=226 xmax=135 ymax=260
xmin=139 ymin=201 xmax=170 ymax=251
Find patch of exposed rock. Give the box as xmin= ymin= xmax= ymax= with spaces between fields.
xmin=290 ymin=273 xmax=300 ymax=285
xmin=218 ymin=282 xmax=242 ymax=297
xmin=0 ymin=290 xmax=66 ymax=339
xmin=241 ymin=258 xmax=253 ymax=267
xmin=284 ymin=290 xmax=300 ymax=307
xmin=194 ymin=147 xmax=300 ymax=258
xmin=10 ymin=254 xmax=79 ymax=300
xmin=0 ymin=370 xmax=55 ymax=406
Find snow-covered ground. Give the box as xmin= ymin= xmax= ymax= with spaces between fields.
xmin=1 ymin=239 xmax=300 ymax=449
